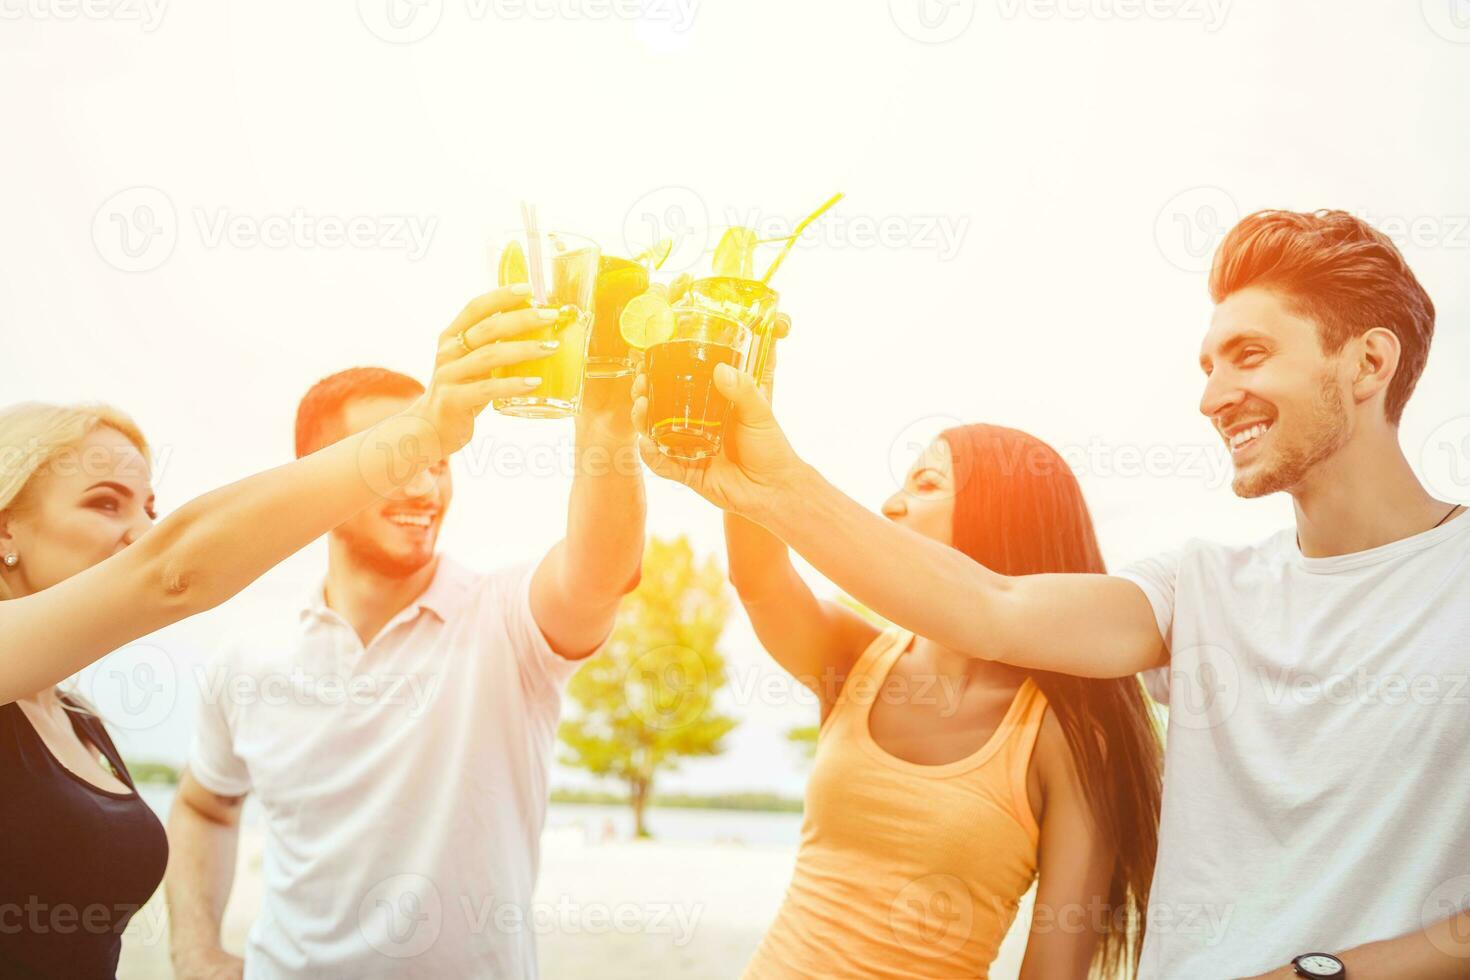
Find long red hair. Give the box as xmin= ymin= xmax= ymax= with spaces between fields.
xmin=940 ymin=423 xmax=1162 ymax=979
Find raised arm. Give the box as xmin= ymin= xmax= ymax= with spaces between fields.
xmin=725 ymin=510 xmax=878 ymax=712
xmin=1 ymin=288 xmax=547 ymax=705
xmin=528 ymin=373 xmax=647 ymax=660
xmin=632 ymin=363 xmax=1167 ymax=680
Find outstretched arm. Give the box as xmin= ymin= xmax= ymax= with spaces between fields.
xmin=1 ymin=288 xmax=547 ymax=705
xmin=529 ymin=374 xmax=646 ymax=659
xmin=632 ymin=363 xmax=1167 ymax=679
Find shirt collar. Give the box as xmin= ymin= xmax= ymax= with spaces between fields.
xmin=299 ymin=555 xmax=476 ymax=626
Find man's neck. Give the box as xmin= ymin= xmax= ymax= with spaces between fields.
xmin=323 ymin=543 xmax=439 ymax=646
xmin=1291 ymin=426 xmax=1450 ymax=558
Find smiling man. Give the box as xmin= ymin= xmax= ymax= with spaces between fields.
xmin=165 ymin=313 xmax=646 ymax=977
xmin=632 ymin=209 xmax=1470 ymax=978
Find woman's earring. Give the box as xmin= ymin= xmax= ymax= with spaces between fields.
xmin=2 ymin=553 xmax=18 ymax=568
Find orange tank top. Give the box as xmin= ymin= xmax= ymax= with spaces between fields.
xmin=743 ymin=627 xmax=1050 ymax=980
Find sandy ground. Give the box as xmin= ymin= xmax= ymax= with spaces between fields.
xmin=119 ymin=826 xmax=1032 ymax=979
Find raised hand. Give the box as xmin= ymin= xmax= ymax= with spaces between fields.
xmin=419 ymin=285 xmax=561 ymax=455
xmin=630 ymin=313 xmax=802 ymax=517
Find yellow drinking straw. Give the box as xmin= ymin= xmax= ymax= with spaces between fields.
xmin=759 ymin=192 xmax=844 ymax=284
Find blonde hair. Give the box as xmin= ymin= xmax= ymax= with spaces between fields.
xmin=0 ymin=402 xmax=149 ymax=715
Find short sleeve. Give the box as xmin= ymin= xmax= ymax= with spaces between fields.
xmin=499 ymin=562 xmax=595 ymax=690
xmin=1115 ymin=548 xmax=1184 ymax=654
xmin=187 ymin=649 xmax=252 ymax=797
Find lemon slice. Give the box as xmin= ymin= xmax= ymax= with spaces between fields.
xmin=634 ymin=238 xmax=674 ymax=270
xmin=498 ymin=240 xmax=529 ymax=287
xmin=711 ymin=227 xmax=758 ymax=279
xmin=619 ymin=291 xmax=675 ymax=349
xmin=667 ymin=272 xmax=693 ymax=306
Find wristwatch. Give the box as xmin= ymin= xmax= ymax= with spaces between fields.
xmin=1292 ymin=952 xmax=1345 ymax=977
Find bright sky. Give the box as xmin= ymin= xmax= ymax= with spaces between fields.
xmin=3 ymin=0 xmax=1468 ymax=797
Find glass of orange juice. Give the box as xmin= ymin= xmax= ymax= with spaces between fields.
xmin=490 ymin=230 xmax=599 ymax=418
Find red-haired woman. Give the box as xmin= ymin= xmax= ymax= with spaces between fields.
xmin=634 ymin=356 xmax=1163 ymax=978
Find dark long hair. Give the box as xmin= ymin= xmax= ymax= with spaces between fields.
xmin=940 ymin=423 xmax=1163 ymax=979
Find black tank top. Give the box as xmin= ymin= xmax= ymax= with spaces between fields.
xmin=0 ymin=695 xmax=169 ymax=979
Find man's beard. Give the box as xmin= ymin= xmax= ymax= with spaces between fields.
xmin=335 ymin=523 xmax=436 ymax=578
xmin=1233 ymin=373 xmax=1350 ymax=499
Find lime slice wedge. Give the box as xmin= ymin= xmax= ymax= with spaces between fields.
xmin=711 ymin=227 xmax=758 ymax=279
xmin=634 ymin=238 xmax=674 ymax=270
xmin=619 ymin=291 xmax=675 ymax=349
xmin=498 ymin=240 xmax=529 ymax=287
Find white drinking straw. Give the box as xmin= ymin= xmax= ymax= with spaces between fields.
xmin=520 ymin=200 xmax=547 ymax=305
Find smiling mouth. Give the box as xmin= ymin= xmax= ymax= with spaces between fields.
xmin=384 ymin=512 xmax=437 ymax=529
xmin=1227 ymin=422 xmax=1272 ymax=456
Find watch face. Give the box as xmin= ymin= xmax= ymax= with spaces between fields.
xmin=1297 ymin=954 xmax=1343 ymax=976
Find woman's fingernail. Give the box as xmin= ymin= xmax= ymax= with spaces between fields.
xmin=523 ymin=376 xmax=542 ymax=387
xmin=539 ymin=339 xmax=560 ymax=350
xmin=537 ymin=308 xmax=559 ymax=320
xmin=510 ymin=283 xmax=533 ymax=296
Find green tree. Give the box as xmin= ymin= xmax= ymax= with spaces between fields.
xmin=786 ymin=724 xmax=819 ymax=762
xmin=558 ymin=535 xmax=739 ymax=838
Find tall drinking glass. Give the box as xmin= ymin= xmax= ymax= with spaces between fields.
xmin=491 ymin=230 xmax=599 ymax=419
xmin=644 ymin=309 xmax=751 ymax=460
xmin=585 ymin=256 xmax=650 ymax=379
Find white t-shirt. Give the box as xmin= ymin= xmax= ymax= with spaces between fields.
xmin=1118 ymin=514 xmax=1470 ymax=979
xmin=189 ymin=556 xmax=587 ymax=979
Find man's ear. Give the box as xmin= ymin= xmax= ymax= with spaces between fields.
xmin=1352 ymin=327 xmax=1402 ymax=409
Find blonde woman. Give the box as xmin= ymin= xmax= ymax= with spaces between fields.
xmin=0 ymin=287 xmax=547 ymax=978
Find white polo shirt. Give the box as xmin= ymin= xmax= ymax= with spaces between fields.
xmin=189 ymin=556 xmax=586 ymax=979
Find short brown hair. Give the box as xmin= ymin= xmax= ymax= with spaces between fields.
xmin=294 ymin=367 xmax=424 ymax=458
xmin=1209 ymin=209 xmax=1435 ymax=425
